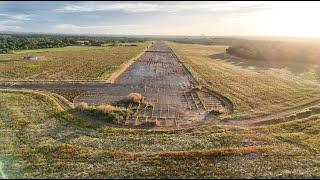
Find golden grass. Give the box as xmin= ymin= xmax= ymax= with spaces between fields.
xmin=96 ymin=104 xmax=117 ymax=113
xmin=0 ymin=43 xmax=148 ymax=80
xmin=78 ymin=102 xmax=89 ymax=111
xmin=102 ymin=145 xmax=273 ymax=159
xmin=0 ymin=82 xmax=319 ymax=178
xmin=168 ymin=41 xmax=320 ymax=119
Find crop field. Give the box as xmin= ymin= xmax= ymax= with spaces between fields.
xmin=0 ymin=90 xmax=319 ymax=178
xmin=168 ymin=42 xmax=320 ymax=119
xmin=0 ymin=43 xmax=148 ymax=80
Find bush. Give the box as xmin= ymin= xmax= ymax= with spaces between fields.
xmin=209 ymin=108 xmax=227 ymax=115
xmin=76 ymin=102 xmax=128 ymax=124
xmin=96 ymin=104 xmax=117 ymax=114
xmin=77 ymin=102 xmax=89 ymax=111
xmin=310 ymin=106 xmax=320 ymax=114
xmin=296 ymin=110 xmax=312 ymax=119
xmin=127 ymin=93 xmax=143 ymax=104
xmin=104 ymin=112 xmax=121 ymax=123
xmin=191 ymin=85 xmax=202 ymax=91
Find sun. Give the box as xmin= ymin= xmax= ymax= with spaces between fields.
xmin=254 ymin=2 xmax=320 ymax=37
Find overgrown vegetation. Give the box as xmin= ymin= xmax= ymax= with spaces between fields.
xmin=126 ymin=93 xmax=143 ymax=104
xmin=76 ymin=102 xmax=129 ymax=124
xmin=0 ymin=90 xmax=319 ymax=178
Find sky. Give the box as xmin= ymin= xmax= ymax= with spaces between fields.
xmin=0 ymin=1 xmax=320 ymax=37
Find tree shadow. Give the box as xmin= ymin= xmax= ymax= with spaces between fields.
xmin=209 ymin=53 xmax=319 ymax=75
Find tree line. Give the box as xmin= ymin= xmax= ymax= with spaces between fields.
xmin=0 ymin=34 xmax=146 ymax=51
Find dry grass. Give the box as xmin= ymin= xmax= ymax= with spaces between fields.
xmin=127 ymin=93 xmax=143 ymax=104
xmin=0 ymin=43 xmax=148 ymax=80
xmin=96 ymin=104 xmax=117 ymax=113
xmin=191 ymin=85 xmax=202 ymax=91
xmin=78 ymin=102 xmax=89 ymax=111
xmin=168 ymin=41 xmax=320 ymax=119
xmin=209 ymin=108 xmax=228 ymax=115
xmin=0 ymin=90 xmax=319 ymax=178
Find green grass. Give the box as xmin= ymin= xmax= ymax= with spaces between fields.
xmin=0 ymin=90 xmax=319 ymax=178
xmin=0 ymin=43 xmax=148 ymax=80
xmin=168 ymin=42 xmax=320 ymax=119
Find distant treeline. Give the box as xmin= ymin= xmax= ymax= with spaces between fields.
xmin=0 ymin=34 xmax=146 ymax=50
xmin=226 ymin=41 xmax=320 ymax=63
xmin=170 ymin=37 xmax=320 ymax=63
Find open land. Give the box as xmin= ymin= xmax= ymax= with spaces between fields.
xmin=0 ymin=40 xmax=319 ymax=178
xmin=0 ymin=43 xmax=147 ymax=81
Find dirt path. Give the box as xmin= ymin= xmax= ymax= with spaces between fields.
xmin=106 ymin=45 xmax=150 ymax=83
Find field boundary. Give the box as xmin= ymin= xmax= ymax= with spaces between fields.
xmin=167 ymin=42 xmax=234 ymax=113
xmin=0 ymin=88 xmax=67 ymax=112
xmin=106 ymin=42 xmax=152 ymax=83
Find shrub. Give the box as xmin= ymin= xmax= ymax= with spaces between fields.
xmin=96 ymin=104 xmax=117 ymax=114
xmin=296 ymin=110 xmax=312 ymax=119
xmin=104 ymin=112 xmax=121 ymax=123
xmin=191 ymin=85 xmax=202 ymax=91
xmin=209 ymin=108 xmax=227 ymax=115
xmin=310 ymin=106 xmax=320 ymax=114
xmin=127 ymin=93 xmax=143 ymax=104
xmin=77 ymin=102 xmax=89 ymax=111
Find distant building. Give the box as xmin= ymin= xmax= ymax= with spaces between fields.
xmin=24 ymin=56 xmax=39 ymax=61
xmin=76 ymin=41 xmax=90 ymax=45
xmin=0 ymin=49 xmax=8 ymax=54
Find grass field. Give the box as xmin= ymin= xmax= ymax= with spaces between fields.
xmin=0 ymin=90 xmax=319 ymax=178
xmin=0 ymin=43 xmax=148 ymax=80
xmin=168 ymin=42 xmax=320 ymax=119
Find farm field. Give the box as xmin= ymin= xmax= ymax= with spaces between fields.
xmin=0 ymin=89 xmax=319 ymax=178
xmin=0 ymin=43 xmax=148 ymax=81
xmin=168 ymin=42 xmax=320 ymax=119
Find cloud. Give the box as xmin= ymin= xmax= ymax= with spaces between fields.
xmin=54 ymin=23 xmax=149 ymax=30
xmin=0 ymin=21 xmax=22 ymax=30
xmin=56 ymin=1 xmax=270 ymax=14
xmin=0 ymin=13 xmax=32 ymax=21
xmin=57 ymin=3 xmax=160 ymax=13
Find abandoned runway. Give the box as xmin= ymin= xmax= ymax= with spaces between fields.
xmin=0 ymin=41 xmax=232 ymax=128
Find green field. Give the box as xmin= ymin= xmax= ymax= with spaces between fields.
xmin=0 ymin=43 xmax=148 ymax=80
xmin=168 ymin=42 xmax=320 ymax=119
xmin=0 ymin=90 xmax=319 ymax=178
